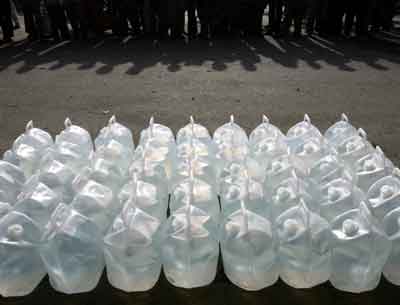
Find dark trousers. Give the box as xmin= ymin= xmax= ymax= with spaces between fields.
xmin=46 ymin=2 xmax=70 ymax=39
xmin=326 ymin=0 xmax=345 ymax=35
xmin=174 ymin=0 xmax=197 ymax=37
xmin=80 ymin=0 xmax=103 ymax=37
xmin=306 ymin=0 xmax=328 ymax=34
xmin=158 ymin=0 xmax=185 ymax=38
xmin=0 ymin=0 xmax=14 ymax=39
xmin=22 ymin=1 xmax=40 ymax=38
xmin=143 ymin=0 xmax=156 ymax=35
xmin=64 ymin=0 xmax=82 ymax=39
xmin=344 ymin=0 xmax=369 ymax=36
xmin=284 ymin=1 xmax=307 ymax=35
xmin=344 ymin=0 xmax=358 ymax=35
xmin=185 ymin=0 xmax=197 ymax=36
xmin=244 ymin=0 xmax=267 ymax=35
xmin=268 ymin=0 xmax=283 ymax=34
xmin=197 ymin=0 xmax=215 ymax=37
xmin=127 ymin=0 xmax=144 ymax=34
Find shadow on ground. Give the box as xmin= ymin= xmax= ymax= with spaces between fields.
xmin=1 ymin=29 xmax=400 ymax=75
xmin=0 ymin=267 xmax=399 ymax=305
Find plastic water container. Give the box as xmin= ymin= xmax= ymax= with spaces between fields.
xmin=14 ymin=180 xmax=60 ymax=228
xmin=172 ymin=140 xmax=217 ymax=189
xmin=213 ymin=116 xmax=249 ymax=182
xmin=169 ymin=174 xmax=220 ymax=225
xmin=3 ymin=149 xmax=21 ymax=166
xmin=0 ymin=202 xmax=11 ymax=219
xmin=12 ymin=121 xmax=53 ymax=177
xmin=286 ymin=114 xmax=322 ymax=151
xmin=118 ymin=174 xmax=167 ymax=221
xmin=72 ymin=141 xmax=132 ymax=196
xmin=382 ymin=206 xmax=400 ymax=285
xmin=40 ymin=204 xmax=104 ymax=294
xmin=330 ymin=202 xmax=391 ymax=293
xmin=33 ymin=159 xmax=76 ymax=204
xmin=220 ymin=167 xmax=265 ymax=218
xmin=249 ymin=115 xmax=287 ymax=171
xmin=264 ymin=154 xmax=295 ymax=197
xmin=308 ymin=154 xmax=355 ymax=189
xmin=39 ymin=141 xmax=91 ymax=179
xmin=95 ymin=140 xmax=132 ymax=172
xmin=70 ymin=180 xmax=116 ymax=233
xmin=325 ymin=114 xmax=358 ymax=148
xmin=276 ymin=201 xmax=331 ymax=288
xmin=161 ymin=182 xmax=219 ymax=289
xmin=336 ymin=128 xmax=374 ymax=167
xmin=32 ymin=120 xmax=95 ymax=204
xmin=367 ymin=168 xmax=400 ymax=221
xmin=55 ymin=118 xmax=93 ymax=159
xmin=220 ymin=201 xmax=278 ymax=290
xmin=0 ymin=161 xmax=25 ymax=206
xmin=137 ymin=117 xmax=176 ymax=184
xmin=317 ymin=179 xmax=365 ymax=222
xmin=176 ymin=116 xmax=213 ymax=146
xmin=0 ymin=211 xmax=45 ymax=297
xmin=95 ymin=115 xmax=134 ymax=152
xmin=172 ymin=117 xmax=217 ymax=191
xmin=289 ymin=137 xmax=334 ymax=175
xmin=355 ymin=146 xmax=394 ymax=192
xmin=129 ymin=140 xmax=170 ymax=204
xmin=268 ymin=172 xmax=317 ymax=219
xmin=104 ymin=202 xmax=162 ymax=292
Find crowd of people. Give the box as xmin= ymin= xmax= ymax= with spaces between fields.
xmin=0 ymin=0 xmax=398 ymax=44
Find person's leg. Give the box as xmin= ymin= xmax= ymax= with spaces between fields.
xmin=128 ymin=0 xmax=142 ymax=34
xmin=197 ymin=0 xmax=208 ymax=37
xmin=0 ymin=0 xmax=14 ymax=41
xmin=275 ymin=0 xmax=283 ymax=34
xmin=253 ymin=1 xmax=267 ymax=35
xmin=329 ymin=0 xmax=343 ymax=35
xmin=293 ymin=6 xmax=302 ymax=36
xmin=79 ymin=0 xmax=90 ymax=39
xmin=22 ymin=2 xmax=37 ymax=38
xmin=10 ymin=0 xmax=21 ymax=28
xmin=186 ymin=0 xmax=197 ymax=37
xmin=46 ymin=4 xmax=61 ymax=40
xmin=65 ymin=1 xmax=80 ymax=39
xmin=57 ymin=3 xmax=71 ymax=39
xmin=344 ymin=1 xmax=356 ymax=36
xmin=356 ymin=0 xmax=368 ymax=36
xmin=172 ymin=0 xmax=185 ymax=38
xmin=283 ymin=1 xmax=293 ymax=35
xmin=305 ymin=0 xmax=314 ymax=34
xmin=142 ymin=0 xmax=152 ymax=34
xmin=157 ymin=0 xmax=169 ymax=39
xmin=112 ymin=0 xmax=128 ymax=36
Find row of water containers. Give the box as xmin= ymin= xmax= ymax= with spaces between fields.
xmin=0 ymin=114 xmax=399 ymax=297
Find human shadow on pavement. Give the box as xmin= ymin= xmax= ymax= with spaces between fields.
xmin=0 ymin=31 xmax=400 ymax=75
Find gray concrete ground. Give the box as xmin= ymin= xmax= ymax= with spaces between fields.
xmin=1 ymin=30 xmax=400 ymax=165
xmin=1 ymin=24 xmax=400 ymax=305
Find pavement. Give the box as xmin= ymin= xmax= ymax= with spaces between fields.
xmin=1 ymin=29 xmax=400 ymax=165
xmin=1 ymin=23 xmax=400 ymax=304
